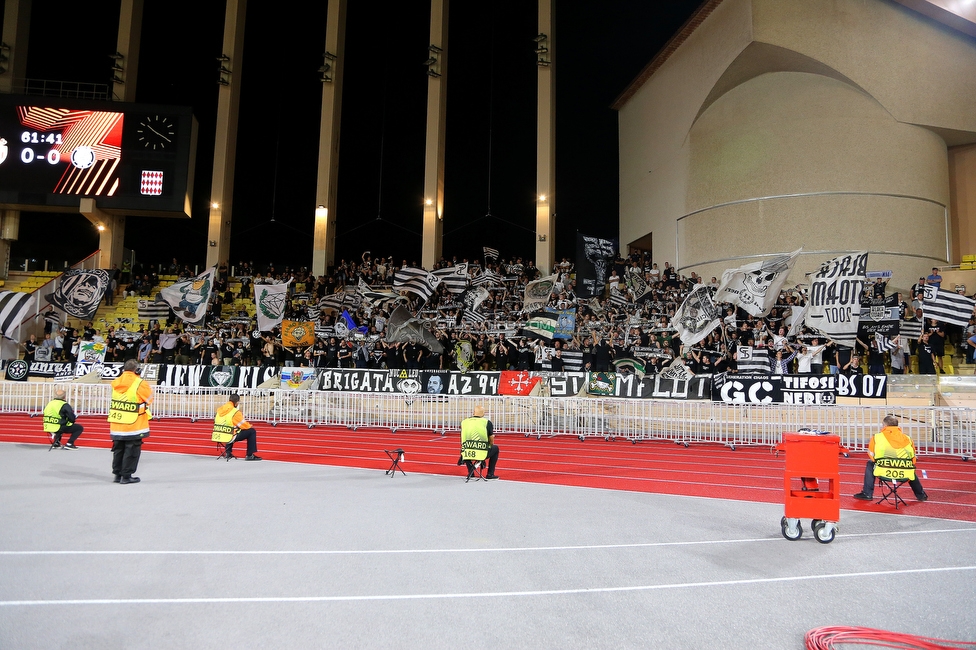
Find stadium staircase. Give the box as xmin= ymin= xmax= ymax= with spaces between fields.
xmin=3 ymin=270 xmax=60 ymax=293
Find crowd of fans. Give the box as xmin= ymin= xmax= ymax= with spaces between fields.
xmin=32 ymin=254 xmax=974 ymax=378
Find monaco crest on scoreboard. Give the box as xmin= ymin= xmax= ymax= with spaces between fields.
xmin=140 ymin=170 xmax=164 ymax=195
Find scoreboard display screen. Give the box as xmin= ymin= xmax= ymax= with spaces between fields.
xmin=0 ymin=95 xmax=196 ymax=217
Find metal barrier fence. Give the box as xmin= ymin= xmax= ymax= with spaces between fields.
xmin=1 ymin=382 xmax=972 ymax=459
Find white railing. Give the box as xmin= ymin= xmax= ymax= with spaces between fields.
xmin=1 ymin=382 xmax=972 ymax=459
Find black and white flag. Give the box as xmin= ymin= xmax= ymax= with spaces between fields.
xmin=875 ymin=334 xmax=899 ymax=353
xmin=629 ymin=272 xmax=653 ymax=303
xmin=0 ymin=291 xmax=35 ymax=339
xmin=609 ymin=285 xmax=631 ymax=307
xmin=523 ymin=275 xmax=557 ymax=311
xmin=900 ymin=319 xmax=923 ymax=340
xmin=432 ymin=264 xmax=469 ymax=294
xmin=386 ymin=305 xmax=444 ymax=353
xmin=457 ymin=286 xmax=490 ymax=325
xmin=736 ymin=346 xmax=770 ymax=374
xmin=357 ymin=279 xmax=401 ymax=306
xmin=46 ymin=269 xmax=111 ymax=320
xmin=576 ymin=233 xmax=617 ymax=298
xmin=673 ymin=284 xmax=721 ymax=346
xmin=483 ymin=247 xmax=499 ymax=261
xmin=923 ymin=285 xmax=975 ymax=327
xmin=138 ymin=298 xmax=170 ymax=320
xmin=858 ymin=294 xmax=899 ymax=336
xmin=394 ymin=267 xmax=442 ymax=302
xmin=471 ymin=269 xmax=503 ymax=287
xmin=157 ymin=267 xmax=216 ymax=325
xmin=804 ymin=251 xmax=867 ymax=347
xmin=714 ymin=249 xmax=800 ymax=317
xmin=43 ymin=308 xmax=63 ymax=330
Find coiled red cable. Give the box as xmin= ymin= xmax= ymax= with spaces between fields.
xmin=805 ymin=627 xmax=976 ymax=649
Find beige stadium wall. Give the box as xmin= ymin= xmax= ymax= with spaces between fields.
xmin=950 ymin=144 xmax=976 ymax=263
xmin=618 ymin=0 xmax=976 ymax=294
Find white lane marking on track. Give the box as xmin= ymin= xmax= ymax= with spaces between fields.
xmin=1 ymin=527 xmax=974 ymax=556
xmin=1 ymin=566 xmax=974 ymax=606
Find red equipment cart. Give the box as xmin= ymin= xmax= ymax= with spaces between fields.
xmin=777 ymin=432 xmax=844 ymax=543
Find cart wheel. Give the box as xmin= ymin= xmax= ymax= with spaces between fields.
xmin=813 ymin=524 xmax=836 ymax=544
xmin=191 ymin=418 xmax=197 ymax=423
xmin=352 ymin=426 xmax=358 ymax=432
xmin=308 ymin=424 xmax=314 ymax=429
xmin=781 ymin=517 xmax=803 ymax=541
xmin=811 ymin=519 xmax=824 ymax=531
xmin=272 ymin=422 xmax=277 ymax=427
xmin=537 ymin=434 xmax=542 ymax=440
xmin=730 ymin=445 xmax=736 ymax=451
xmin=391 ymin=428 xmax=397 ymax=434
xmin=632 ymin=440 xmax=637 ymax=445
xmin=579 ymin=436 xmax=585 ymax=442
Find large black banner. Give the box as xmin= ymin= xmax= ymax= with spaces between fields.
xmin=156 ymin=364 xmax=278 ymax=389
xmin=780 ymin=375 xmax=837 ymax=405
xmin=837 ymin=374 xmax=887 ymax=399
xmin=713 ymin=373 xmax=887 ymax=403
xmin=712 ymin=374 xmax=783 ymax=404
xmin=575 ymin=233 xmax=617 ymax=298
xmin=858 ymin=295 xmax=899 ymax=336
xmin=316 ymin=369 xmax=501 ymax=396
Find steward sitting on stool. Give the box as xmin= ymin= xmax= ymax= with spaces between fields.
xmin=213 ymin=394 xmax=262 ymax=461
xmin=43 ymin=388 xmax=83 ymax=449
xmin=853 ymin=415 xmax=927 ymax=502
xmin=460 ymin=405 xmax=499 ymax=480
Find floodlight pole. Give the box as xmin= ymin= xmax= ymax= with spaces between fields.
xmin=421 ymin=0 xmax=448 ymax=270
xmin=112 ymin=0 xmax=143 ymax=102
xmin=535 ymin=0 xmax=555 ymax=274
xmin=206 ymin=0 xmax=247 ymax=270
xmin=312 ymin=0 xmax=347 ymax=278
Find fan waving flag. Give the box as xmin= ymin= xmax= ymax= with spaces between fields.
xmin=498 ymin=370 xmax=541 ymax=396
xmin=923 ymin=285 xmax=975 ymax=327
xmin=46 ymin=269 xmax=111 ymax=320
xmin=157 ymin=267 xmax=216 ymax=325
xmin=255 ymin=281 xmax=291 ymax=332
xmin=0 ymin=291 xmax=35 ymax=339
xmin=357 ymin=278 xmax=402 ymax=307
xmin=673 ymin=284 xmax=721 ymax=346
xmin=483 ymin=247 xmax=499 ymax=261
xmin=714 ymin=248 xmax=801 ymax=317
xmin=394 ymin=267 xmax=441 ymax=302
xmin=432 ymin=263 xmax=468 ymax=294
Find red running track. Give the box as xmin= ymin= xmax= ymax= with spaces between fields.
xmin=3 ymin=414 xmax=974 ymax=522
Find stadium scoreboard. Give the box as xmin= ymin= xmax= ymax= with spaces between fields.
xmin=0 ymin=95 xmax=197 ymax=218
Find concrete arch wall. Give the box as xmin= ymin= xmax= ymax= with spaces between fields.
xmin=617 ymin=0 xmax=976 ymax=293
xmin=678 ymin=70 xmax=949 ymax=285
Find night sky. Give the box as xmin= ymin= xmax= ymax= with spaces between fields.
xmin=7 ymin=0 xmax=702 ymax=271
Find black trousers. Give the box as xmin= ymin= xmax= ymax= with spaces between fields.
xmin=226 ymin=426 xmax=257 ymax=456
xmin=52 ymin=423 xmax=83 ymax=445
xmin=112 ymin=439 xmax=143 ymax=478
xmin=465 ymin=444 xmax=499 ymax=476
